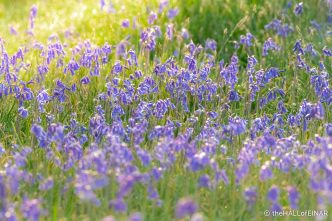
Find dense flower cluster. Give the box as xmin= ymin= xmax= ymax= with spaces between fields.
xmin=0 ymin=0 xmax=332 ymax=220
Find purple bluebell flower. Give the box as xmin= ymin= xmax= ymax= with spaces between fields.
xmin=240 ymin=33 xmax=254 ymax=47
xmin=198 ymin=174 xmax=211 ymax=188
xmin=166 ymin=24 xmax=173 ymax=40
xmin=205 ymin=39 xmax=217 ymax=51
xmin=10 ymin=26 xmax=17 ymax=35
xmin=80 ymin=76 xmax=90 ymax=85
xmin=229 ymin=117 xmax=247 ymax=135
xmin=267 ymin=186 xmax=279 ymax=202
xmin=263 ymin=38 xmax=280 ymax=56
xmin=323 ymin=47 xmax=332 ymax=56
xmin=100 ymin=0 xmax=106 ymax=9
xmin=181 ymin=28 xmax=189 ymax=39
xmin=229 ymin=90 xmax=240 ymax=102
xmin=175 ymin=197 xmax=198 ymax=218
xmin=109 ymin=198 xmax=127 ymax=213
xmin=39 ymin=177 xmax=54 ymax=191
xmin=326 ymin=124 xmax=332 ymax=136
xmin=31 ymin=124 xmax=48 ymax=148
xmin=244 ymin=187 xmax=257 ymax=206
xmin=29 ymin=5 xmax=38 ymax=29
xmin=294 ymin=2 xmax=304 ymax=16
xmin=260 ymin=162 xmax=273 ymax=180
xmin=121 ymin=19 xmax=130 ymax=28
xmin=287 ymin=186 xmax=299 ymax=209
xmin=128 ymin=212 xmax=143 ymax=221
xmin=265 ymin=19 xmax=293 ymax=37
xmin=148 ymin=11 xmax=158 ymax=24
xmin=0 ymin=145 xmax=5 ymax=156
xmin=112 ymin=61 xmax=123 ymax=74
xmin=167 ymin=8 xmax=179 ymax=19
xmin=18 ymin=107 xmax=28 ymax=118
xmin=64 ymin=59 xmax=80 ymax=75
xmin=310 ymin=20 xmax=321 ymax=30
xmin=188 ymin=152 xmax=210 ymax=171
xmin=158 ymin=0 xmax=169 ymax=13
xmin=20 ymin=198 xmax=45 ymax=221
xmin=293 ymin=39 xmax=304 ymax=55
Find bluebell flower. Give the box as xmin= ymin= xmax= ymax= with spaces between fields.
xmin=244 ymin=187 xmax=257 ymax=206
xmin=29 ymin=5 xmax=38 ymax=29
xmin=267 ymin=185 xmax=279 ymax=202
xmin=121 ymin=19 xmax=130 ymax=28
xmin=158 ymin=0 xmax=169 ymax=13
xmin=80 ymin=76 xmax=90 ymax=85
xmin=175 ymin=198 xmax=198 ymax=219
xmin=265 ymin=19 xmax=293 ymax=37
xmin=293 ymin=39 xmax=304 ymax=55
xmin=294 ymin=2 xmax=304 ymax=16
xmin=148 ymin=11 xmax=158 ymax=24
xmin=240 ymin=33 xmax=254 ymax=47
xmin=205 ymin=39 xmax=217 ymax=51
xmin=167 ymin=8 xmax=179 ymax=19
xmin=263 ymin=38 xmax=280 ymax=56
xmin=109 ymin=198 xmax=127 ymax=213
xmin=323 ymin=47 xmax=332 ymax=56
xmin=326 ymin=124 xmax=332 ymax=136
xmin=166 ymin=23 xmax=173 ymax=40
xmin=198 ymin=174 xmax=211 ymax=188
xmin=21 ymin=197 xmax=45 ymax=221
xmin=18 ymin=107 xmax=28 ymax=118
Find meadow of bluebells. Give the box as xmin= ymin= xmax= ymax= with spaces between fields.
xmin=0 ymin=0 xmax=332 ymax=220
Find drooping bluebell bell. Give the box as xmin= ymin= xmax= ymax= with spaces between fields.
xmin=167 ymin=8 xmax=179 ymax=19
xmin=240 ymin=33 xmax=254 ymax=47
xmin=294 ymin=2 xmax=304 ymax=16
xmin=229 ymin=117 xmax=247 ymax=135
xmin=166 ymin=23 xmax=174 ymax=40
xmin=39 ymin=177 xmax=54 ymax=191
xmin=112 ymin=61 xmax=123 ymax=74
xmin=322 ymin=47 xmax=332 ymax=56
xmin=293 ymin=39 xmax=304 ymax=55
xmin=29 ymin=5 xmax=38 ymax=30
xmin=260 ymin=162 xmax=273 ymax=180
xmin=229 ymin=90 xmax=240 ymax=102
xmin=64 ymin=59 xmax=80 ymax=75
xmin=181 ymin=28 xmax=190 ymax=39
xmin=158 ymin=0 xmax=169 ymax=13
xmin=220 ymin=55 xmax=239 ymax=88
xmin=31 ymin=124 xmax=48 ymax=148
xmin=244 ymin=186 xmax=257 ymax=206
xmin=263 ymin=38 xmax=280 ymax=56
xmin=127 ymin=49 xmax=138 ymax=66
xmin=267 ymin=185 xmax=280 ymax=202
xmin=198 ymin=174 xmax=211 ymax=188
xmin=18 ymin=107 xmax=28 ymax=118
xmin=287 ymin=186 xmax=299 ymax=209
xmin=265 ymin=19 xmax=293 ymax=37
xmin=148 ymin=11 xmax=158 ymax=24
xmin=310 ymin=20 xmax=321 ymax=30
xmin=10 ymin=26 xmax=18 ymax=35
xmin=205 ymin=39 xmax=217 ymax=51
xmin=175 ymin=197 xmax=198 ymax=219
xmin=20 ymin=197 xmax=45 ymax=221
xmin=80 ymin=76 xmax=90 ymax=85
xmin=121 ymin=19 xmax=130 ymax=28
xmin=326 ymin=124 xmax=332 ymax=136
